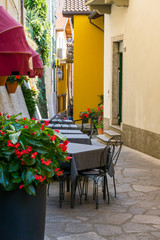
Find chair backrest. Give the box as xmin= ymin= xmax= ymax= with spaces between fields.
xmin=107 ymin=136 xmax=123 ymax=166
xmin=100 ymin=145 xmax=111 ymax=171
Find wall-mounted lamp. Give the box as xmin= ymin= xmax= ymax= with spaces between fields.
xmin=57 ymin=68 xmax=63 ymax=80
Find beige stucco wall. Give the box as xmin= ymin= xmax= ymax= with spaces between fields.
xmin=0 ymin=1 xmax=30 ymax=118
xmin=0 ymin=0 xmax=20 ymax=22
xmin=104 ymin=0 xmax=160 ymax=134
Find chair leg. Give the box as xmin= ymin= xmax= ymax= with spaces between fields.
xmin=84 ymin=177 xmax=88 ymax=201
xmin=77 ymin=176 xmax=83 ymax=204
xmin=47 ymin=182 xmax=50 ymax=196
xmin=93 ymin=181 xmax=96 ymax=200
xmin=59 ymin=178 xmax=64 ymax=208
xmin=66 ymin=175 xmax=70 ymax=192
xmin=113 ymin=174 xmax=116 ymax=198
xmin=105 ymin=175 xmax=110 ymax=204
xmin=103 ymin=176 xmax=106 ymax=200
xmin=95 ymin=180 xmax=99 ymax=209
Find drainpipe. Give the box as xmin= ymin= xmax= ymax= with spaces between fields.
xmin=88 ymin=10 xmax=104 ymax=32
xmin=20 ymin=0 xmax=24 ymax=25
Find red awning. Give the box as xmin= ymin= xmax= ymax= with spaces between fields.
xmin=0 ymin=6 xmax=32 ymax=76
xmin=29 ymin=47 xmax=43 ymax=78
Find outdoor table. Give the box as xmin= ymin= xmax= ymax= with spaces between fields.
xmin=64 ymin=134 xmax=91 ymax=145
xmin=52 ymin=124 xmax=78 ymax=130
xmin=59 ymin=129 xmax=83 ymax=134
xmin=41 ymin=118 xmax=73 ymax=124
xmin=66 ymin=143 xmax=105 ymax=208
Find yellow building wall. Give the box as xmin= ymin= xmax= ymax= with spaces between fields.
xmin=73 ymin=15 xmax=104 ymax=120
xmin=57 ymin=64 xmax=67 ymax=113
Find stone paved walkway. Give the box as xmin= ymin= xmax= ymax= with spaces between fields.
xmin=45 ymin=142 xmax=160 ymax=240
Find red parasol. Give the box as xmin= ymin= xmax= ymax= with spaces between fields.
xmin=29 ymin=47 xmax=43 ymax=78
xmin=0 ymin=6 xmax=32 ymax=76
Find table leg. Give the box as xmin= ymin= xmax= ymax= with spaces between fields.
xmin=70 ymin=177 xmax=78 ymax=208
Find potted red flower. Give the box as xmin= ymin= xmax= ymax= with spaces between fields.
xmin=0 ymin=113 xmax=70 ymax=240
xmin=6 ymin=75 xmax=29 ymax=93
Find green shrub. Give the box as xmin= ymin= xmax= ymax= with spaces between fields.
xmin=21 ymin=84 xmax=37 ymax=118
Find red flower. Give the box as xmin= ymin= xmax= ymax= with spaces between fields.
xmin=23 ymin=118 xmax=26 ymax=120
xmin=21 ymin=160 xmax=26 ymax=165
xmin=14 ymin=142 xmax=20 ymax=148
xmin=54 ymin=130 xmax=59 ymax=133
xmin=54 ymin=168 xmax=59 ymax=172
xmin=35 ymin=175 xmax=46 ymax=182
xmin=0 ymin=130 xmax=5 ymax=135
xmin=63 ymin=140 xmax=70 ymax=145
xmin=23 ymin=125 xmax=28 ymax=129
xmin=59 ymin=143 xmax=67 ymax=152
xmin=15 ymin=149 xmax=23 ymax=158
xmin=50 ymin=135 xmax=57 ymax=141
xmin=44 ymin=121 xmax=49 ymax=126
xmin=41 ymin=158 xmax=51 ymax=166
xmin=32 ymin=132 xmax=36 ymax=135
xmin=31 ymin=117 xmax=35 ymax=120
xmin=0 ymin=112 xmax=1 ymax=116
xmin=31 ymin=152 xmax=37 ymax=159
xmin=7 ymin=140 xmax=14 ymax=148
xmin=7 ymin=115 xmax=10 ymax=119
xmin=19 ymin=184 xmax=24 ymax=189
xmin=41 ymin=125 xmax=45 ymax=131
xmin=65 ymin=156 xmax=72 ymax=161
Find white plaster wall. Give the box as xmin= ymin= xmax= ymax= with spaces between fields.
xmin=0 ymin=86 xmax=30 ymax=118
xmin=104 ymin=0 xmax=160 ymax=134
xmin=0 ymin=0 xmax=20 ymax=22
xmin=0 ymin=2 xmax=30 ymax=119
xmin=57 ymin=32 xmax=67 ymax=59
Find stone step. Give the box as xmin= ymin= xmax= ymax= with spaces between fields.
xmin=97 ymin=135 xmax=110 ymax=145
xmin=104 ymin=130 xmax=121 ymax=139
xmin=109 ymin=125 xmax=122 ymax=134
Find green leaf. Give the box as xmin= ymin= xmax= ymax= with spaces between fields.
xmin=24 ymin=168 xmax=35 ymax=185
xmin=24 ymin=157 xmax=36 ymax=166
xmin=9 ymin=124 xmax=15 ymax=131
xmin=31 ymin=147 xmax=47 ymax=154
xmin=19 ymin=135 xmax=28 ymax=149
xmin=47 ymin=168 xmax=55 ymax=178
xmin=9 ymin=159 xmax=21 ymax=172
xmin=0 ymin=168 xmax=9 ymax=187
xmin=24 ymin=184 xmax=36 ymax=196
xmin=9 ymin=131 xmax=21 ymax=144
xmin=53 ymin=131 xmax=67 ymax=141
xmin=2 ymin=148 xmax=15 ymax=156
xmin=5 ymin=183 xmax=18 ymax=191
xmin=24 ymin=135 xmax=43 ymax=147
xmin=11 ymin=171 xmax=21 ymax=179
xmin=12 ymin=178 xmax=21 ymax=183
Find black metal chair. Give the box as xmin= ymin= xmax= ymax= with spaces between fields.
xmin=78 ymin=135 xmax=123 ymax=209
xmin=47 ymin=162 xmax=71 ymax=208
xmin=73 ymin=117 xmax=97 ymax=138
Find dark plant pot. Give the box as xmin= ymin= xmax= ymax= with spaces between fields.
xmin=0 ymin=184 xmax=46 ymax=240
xmin=6 ymin=81 xmax=18 ymax=93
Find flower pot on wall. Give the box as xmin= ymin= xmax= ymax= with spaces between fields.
xmin=0 ymin=184 xmax=46 ymax=240
xmin=97 ymin=128 xmax=103 ymax=135
xmin=0 ymin=76 xmax=7 ymax=86
xmin=6 ymin=81 xmax=18 ymax=93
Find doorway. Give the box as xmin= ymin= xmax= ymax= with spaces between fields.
xmin=112 ymin=41 xmax=123 ymax=126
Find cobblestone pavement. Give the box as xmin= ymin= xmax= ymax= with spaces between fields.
xmin=45 ymin=141 xmax=160 ymax=240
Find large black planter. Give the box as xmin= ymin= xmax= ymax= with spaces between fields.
xmin=0 ymin=184 xmax=46 ymax=240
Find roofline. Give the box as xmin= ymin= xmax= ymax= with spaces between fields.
xmin=62 ymin=11 xmax=91 ymax=17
